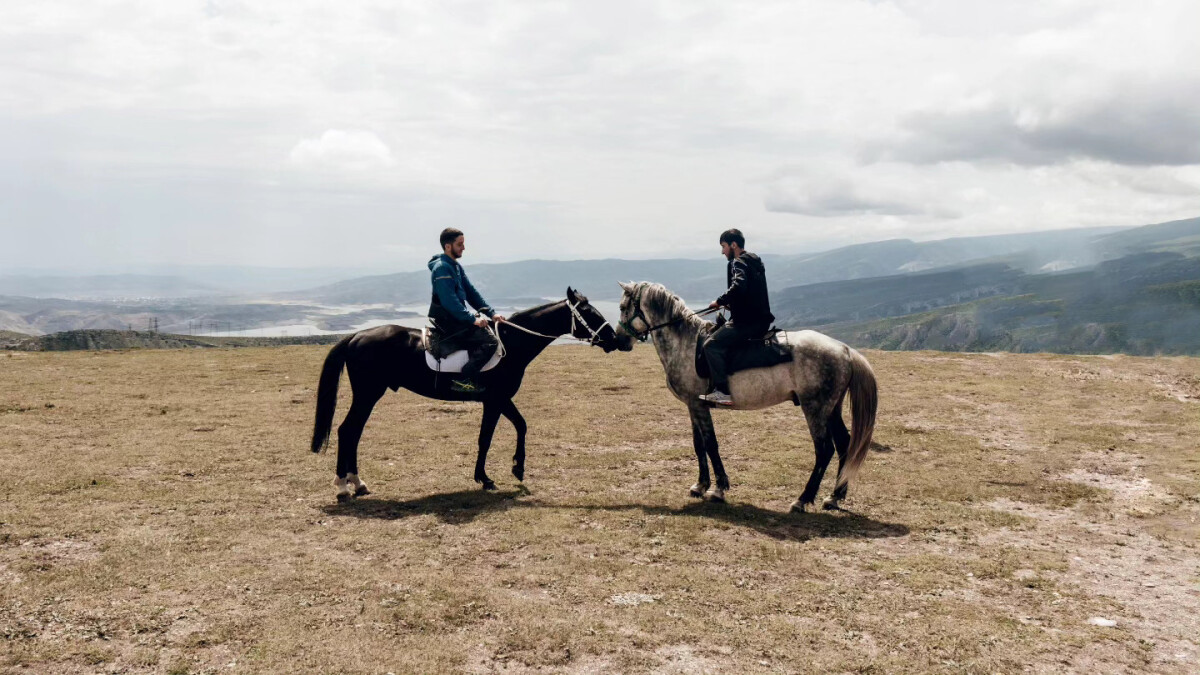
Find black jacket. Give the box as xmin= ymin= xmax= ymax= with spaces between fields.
xmin=715 ymin=252 xmax=774 ymax=328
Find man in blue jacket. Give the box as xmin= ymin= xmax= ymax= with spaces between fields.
xmin=428 ymin=228 xmax=507 ymax=392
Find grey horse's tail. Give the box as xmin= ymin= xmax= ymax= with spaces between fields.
xmin=311 ymin=335 xmax=353 ymax=453
xmin=835 ymin=348 xmax=878 ymax=490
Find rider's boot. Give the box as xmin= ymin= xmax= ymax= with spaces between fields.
xmin=698 ymin=390 xmax=734 ymax=406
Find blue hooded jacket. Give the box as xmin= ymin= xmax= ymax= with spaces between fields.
xmin=428 ymin=253 xmax=495 ymax=329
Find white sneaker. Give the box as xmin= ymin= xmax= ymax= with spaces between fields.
xmin=699 ymin=390 xmax=734 ymax=406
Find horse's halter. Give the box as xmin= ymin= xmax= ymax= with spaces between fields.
xmin=618 ymin=285 xmax=653 ymax=342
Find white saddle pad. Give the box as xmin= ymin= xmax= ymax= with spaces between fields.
xmin=422 ymin=327 xmax=502 ymax=373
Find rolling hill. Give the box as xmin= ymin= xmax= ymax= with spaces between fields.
xmin=813 ymin=252 xmax=1200 ymax=355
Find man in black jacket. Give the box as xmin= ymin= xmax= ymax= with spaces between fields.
xmin=699 ymin=229 xmax=774 ymax=406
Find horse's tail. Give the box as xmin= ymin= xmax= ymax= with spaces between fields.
xmin=835 ymin=348 xmax=878 ymax=490
xmin=311 ymin=335 xmax=352 ymax=453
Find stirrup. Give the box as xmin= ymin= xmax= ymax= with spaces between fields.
xmin=451 ymin=378 xmax=485 ymax=393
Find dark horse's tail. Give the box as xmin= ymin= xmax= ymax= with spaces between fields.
xmin=835 ymin=348 xmax=878 ymax=490
xmin=311 ymin=335 xmax=353 ymax=453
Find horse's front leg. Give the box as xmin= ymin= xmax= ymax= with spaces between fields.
xmin=687 ymin=403 xmax=714 ymax=499
xmin=500 ymin=399 xmax=527 ymax=482
xmin=692 ymin=402 xmax=730 ymax=501
xmin=346 ymin=473 xmax=370 ymax=497
xmin=474 ymin=401 xmax=503 ymax=490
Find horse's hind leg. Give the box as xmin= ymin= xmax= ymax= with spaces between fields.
xmin=792 ymin=407 xmax=835 ymax=513
xmin=824 ymin=405 xmax=852 ymax=509
xmin=335 ymin=386 xmax=384 ymax=502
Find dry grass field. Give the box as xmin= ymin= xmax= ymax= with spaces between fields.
xmin=2 ymin=344 xmax=1198 ymax=674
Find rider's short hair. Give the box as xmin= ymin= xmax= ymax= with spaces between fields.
xmin=719 ymin=228 xmax=745 ymax=249
xmin=440 ymin=228 xmax=464 ymax=248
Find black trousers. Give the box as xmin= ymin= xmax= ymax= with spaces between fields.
xmin=702 ymin=322 xmax=766 ymax=392
xmin=434 ymin=324 xmax=499 ymax=377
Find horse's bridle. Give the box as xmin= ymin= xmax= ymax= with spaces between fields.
xmin=567 ymin=298 xmax=615 ymax=347
xmin=618 ymin=285 xmax=654 ymax=342
xmin=497 ymin=296 xmax=615 ymax=348
xmin=619 ymin=284 xmax=717 ymax=342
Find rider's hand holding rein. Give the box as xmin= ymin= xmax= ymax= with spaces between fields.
xmin=708 ymin=300 xmax=721 ymax=310
xmin=476 ymin=314 xmax=507 ymax=327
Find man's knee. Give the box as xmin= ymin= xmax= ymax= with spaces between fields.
xmin=702 ymin=335 xmax=724 ymax=359
xmin=707 ymin=328 xmax=737 ymax=349
xmin=469 ymin=338 xmax=497 ymax=357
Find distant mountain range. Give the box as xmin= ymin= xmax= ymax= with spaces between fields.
xmin=3 ymin=216 xmax=1199 ymax=355
xmin=762 ymin=218 xmax=1200 ymax=354
xmin=283 ymin=224 xmax=1135 ymax=305
xmin=0 ymin=265 xmax=396 ymax=299
xmin=0 ymin=274 xmax=220 ymax=300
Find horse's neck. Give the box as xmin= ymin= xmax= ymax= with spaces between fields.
xmin=523 ymin=302 xmax=569 ymax=337
xmin=647 ymin=306 xmax=701 ymax=381
xmin=506 ymin=303 xmax=567 ymax=361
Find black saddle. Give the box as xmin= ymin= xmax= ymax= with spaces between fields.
xmin=695 ymin=323 xmax=794 ymax=380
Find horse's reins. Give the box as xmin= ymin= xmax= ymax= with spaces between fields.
xmin=476 ymin=298 xmax=615 ymax=347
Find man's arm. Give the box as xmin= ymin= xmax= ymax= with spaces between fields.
xmin=432 ymin=264 xmax=477 ymax=324
xmin=714 ymin=258 xmax=748 ymax=307
xmin=461 ymin=271 xmax=496 ymax=319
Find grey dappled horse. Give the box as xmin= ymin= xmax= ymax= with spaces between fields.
xmin=613 ymin=282 xmax=878 ymax=512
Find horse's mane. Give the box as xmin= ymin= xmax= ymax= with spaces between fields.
xmin=507 ymin=299 xmax=564 ymax=325
xmin=638 ymin=282 xmax=707 ymax=330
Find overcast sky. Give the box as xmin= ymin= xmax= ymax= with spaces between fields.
xmin=2 ymin=0 xmax=1198 ymax=272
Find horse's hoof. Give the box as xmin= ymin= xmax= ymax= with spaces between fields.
xmin=336 ymin=493 xmax=352 ymax=503
xmin=354 ymin=485 xmax=370 ymax=497
xmin=511 ymin=465 xmax=525 ymax=482
xmin=479 ymin=480 xmax=496 ymax=491
xmin=704 ymin=488 xmax=726 ymax=503
xmin=689 ymin=483 xmax=709 ymax=498
xmin=822 ymin=498 xmax=840 ymax=511
xmin=790 ymin=499 xmax=811 ymax=513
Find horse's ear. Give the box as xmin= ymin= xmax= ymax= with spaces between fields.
xmin=618 ymin=281 xmax=633 ymax=293
xmin=566 ymin=286 xmax=578 ymax=302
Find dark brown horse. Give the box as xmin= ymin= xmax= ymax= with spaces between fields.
xmin=311 ymin=288 xmax=621 ymax=501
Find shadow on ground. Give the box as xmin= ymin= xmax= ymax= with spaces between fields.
xmin=322 ymin=489 xmax=909 ymax=541
xmin=605 ymin=501 xmax=909 ymax=542
xmin=320 ymin=489 xmax=528 ymax=524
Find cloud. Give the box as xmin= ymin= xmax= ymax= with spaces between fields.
xmin=762 ymin=169 xmax=961 ymax=219
xmin=765 ymin=181 xmax=922 ymax=217
xmin=288 ymin=129 xmax=396 ymax=171
xmin=867 ymin=2 xmax=1200 ymax=168
xmin=1 ymin=1 xmax=1198 ymax=270
xmin=882 ymin=83 xmax=1200 ymax=166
